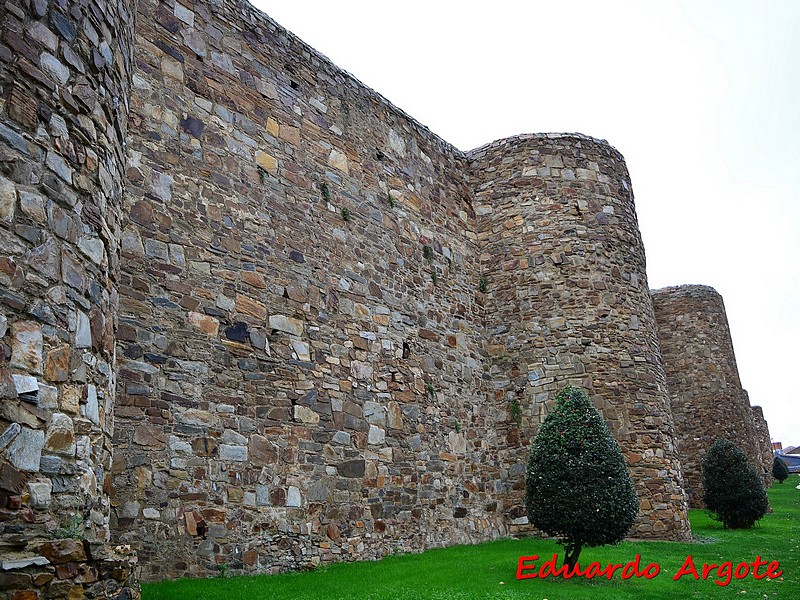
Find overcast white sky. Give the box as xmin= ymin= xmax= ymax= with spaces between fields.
xmin=251 ymin=0 xmax=800 ymax=446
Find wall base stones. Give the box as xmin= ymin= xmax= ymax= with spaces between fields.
xmin=0 ymin=541 xmax=138 ymax=600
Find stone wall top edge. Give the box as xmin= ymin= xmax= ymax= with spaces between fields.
xmin=235 ymin=0 xmax=463 ymax=160
xmin=466 ymin=132 xmax=625 ymax=162
xmin=650 ymin=284 xmax=722 ymax=299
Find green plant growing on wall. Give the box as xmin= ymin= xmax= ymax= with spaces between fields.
xmin=510 ymin=397 xmax=522 ymax=426
xmin=702 ymin=438 xmax=768 ymax=528
xmin=50 ymin=514 xmax=85 ymax=540
xmin=426 ymin=381 xmax=436 ymax=399
xmin=321 ymin=182 xmax=332 ymax=202
xmin=257 ymin=165 xmax=268 ymax=184
xmin=454 ymin=419 xmax=461 ymax=434
xmin=423 ymin=245 xmax=434 ymax=261
xmin=387 ymin=193 xmax=396 ymax=208
xmin=430 ymin=270 xmax=437 ymax=285
xmin=525 ymin=385 xmax=638 ymax=569
xmin=479 ymin=276 xmax=488 ymax=293
xmin=773 ymin=456 xmax=790 ymax=483
xmin=217 ymin=562 xmax=229 ymax=578
xmin=342 ymin=207 xmax=351 ymax=222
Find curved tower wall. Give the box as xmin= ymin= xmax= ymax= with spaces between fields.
xmin=469 ymin=133 xmax=690 ymax=540
xmin=0 ymin=0 xmax=137 ymax=597
xmin=652 ymin=285 xmax=762 ymax=506
xmin=750 ymin=403 xmax=774 ymax=487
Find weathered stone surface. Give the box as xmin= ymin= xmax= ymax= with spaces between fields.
xmin=6 ymin=427 xmax=44 ymax=472
xmin=27 ymin=479 xmax=53 ymax=509
xmin=39 ymin=540 xmax=87 ymax=564
xmin=44 ymin=413 xmax=76 ymax=456
xmin=0 ymin=175 xmax=15 ymax=223
xmin=11 ymin=321 xmax=43 ymax=374
xmin=0 ymin=422 xmax=21 ymax=450
xmin=338 ymin=460 xmax=365 ymax=478
xmin=268 ymin=314 xmax=303 ymax=336
xmin=249 ymin=435 xmax=278 ymax=465
xmin=189 ymin=311 xmax=219 ymax=336
xmin=293 ymin=405 xmax=319 ymax=425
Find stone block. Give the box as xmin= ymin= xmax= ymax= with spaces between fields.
xmin=6 ymin=427 xmax=44 ymax=472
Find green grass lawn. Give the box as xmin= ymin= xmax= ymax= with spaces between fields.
xmin=143 ymin=479 xmax=799 ymax=599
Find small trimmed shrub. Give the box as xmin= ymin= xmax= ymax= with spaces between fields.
xmin=702 ymin=438 xmax=769 ymax=528
xmin=525 ymin=385 xmax=638 ymax=568
xmin=773 ymin=455 xmax=790 ymax=483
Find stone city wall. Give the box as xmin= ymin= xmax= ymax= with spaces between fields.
xmin=469 ymin=134 xmax=689 ymax=540
xmin=0 ymin=0 xmax=774 ymax=591
xmin=0 ymin=0 xmax=138 ymax=598
xmin=750 ymin=402 xmax=774 ymax=486
xmin=111 ymin=0 xmax=506 ymax=581
xmin=652 ymin=285 xmax=769 ymax=507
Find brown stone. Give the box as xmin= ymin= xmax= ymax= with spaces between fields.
xmin=249 ymin=434 xmax=277 ymax=465
xmin=44 ymin=345 xmax=70 ymax=382
xmin=133 ymin=424 xmax=167 ymax=449
xmin=235 ymin=294 xmax=267 ymax=320
xmin=39 ymin=539 xmax=87 ymax=564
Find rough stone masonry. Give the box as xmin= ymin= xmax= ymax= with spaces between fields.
xmin=0 ymin=0 xmax=772 ymax=595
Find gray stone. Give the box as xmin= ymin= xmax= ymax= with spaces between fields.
xmin=40 ymin=52 xmax=70 ymax=85
xmin=351 ymin=361 xmax=373 ymax=381
xmin=19 ymin=190 xmax=46 ymax=222
xmin=368 ymin=425 xmax=385 ymax=445
xmin=364 ymin=401 xmax=385 ymax=425
xmin=338 ymin=459 xmax=365 ymax=478
xmin=27 ymin=479 xmax=52 ymax=509
xmin=78 ymin=236 xmax=105 ymax=265
xmin=255 ymin=484 xmax=269 ymax=506
xmin=219 ymin=444 xmax=248 ymax=462
xmin=84 ymin=384 xmax=99 ymax=425
xmin=0 ymin=175 xmax=15 ymax=223
xmin=75 ymin=311 xmax=91 ymax=348
xmin=46 ymin=151 xmax=72 ymax=183
xmin=118 ymin=501 xmax=140 ymax=519
xmin=49 ymin=113 xmax=69 ymax=137
xmin=1 ymin=556 xmax=50 ymax=570
xmin=0 ymin=314 xmax=7 ymax=337
xmin=6 ymin=427 xmax=44 ymax=471
xmin=12 ymin=374 xmax=38 ymax=395
xmin=269 ymin=314 xmax=303 ymax=336
xmin=221 ymin=429 xmax=246 ymax=445
xmin=0 ymin=422 xmax=21 ymax=450
xmin=332 ymin=431 xmax=350 ymax=445
xmin=286 ymin=485 xmax=301 ymax=507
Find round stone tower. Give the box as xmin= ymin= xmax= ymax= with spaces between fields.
xmin=651 ymin=284 xmax=762 ymax=507
xmin=470 ymin=133 xmax=690 ymax=540
xmin=0 ymin=0 xmax=137 ymax=596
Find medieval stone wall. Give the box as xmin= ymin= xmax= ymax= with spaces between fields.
xmin=652 ymin=285 xmax=769 ymax=506
xmin=111 ymin=0 xmax=507 ymax=581
xmin=0 ymin=0 xmax=775 ymax=591
xmin=0 ymin=0 xmax=138 ymax=597
xmin=469 ymin=134 xmax=689 ymax=540
xmin=750 ymin=402 xmax=774 ymax=485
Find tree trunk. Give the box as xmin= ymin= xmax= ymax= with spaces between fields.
xmin=563 ymin=542 xmax=583 ymax=570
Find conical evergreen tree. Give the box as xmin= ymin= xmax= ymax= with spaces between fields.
xmin=525 ymin=385 xmax=638 ymax=568
xmin=773 ymin=456 xmax=790 ymax=483
xmin=702 ymin=438 xmax=768 ymax=528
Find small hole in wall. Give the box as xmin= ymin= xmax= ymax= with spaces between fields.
xmin=402 ymin=341 xmax=410 ymax=359
xmin=290 ymin=80 xmax=300 ymax=90
xmin=375 ymin=149 xmax=386 ymax=161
